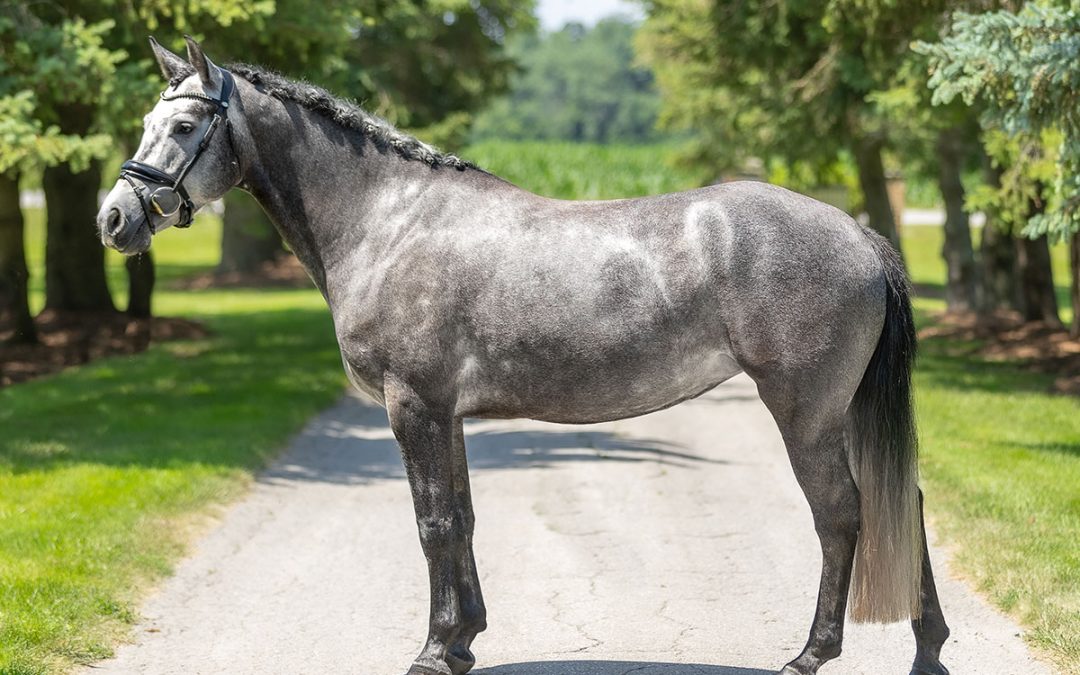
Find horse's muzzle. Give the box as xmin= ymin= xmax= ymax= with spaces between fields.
xmin=97 ymin=195 xmax=151 ymax=255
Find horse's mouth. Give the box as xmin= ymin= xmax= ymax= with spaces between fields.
xmin=103 ymin=216 xmax=153 ymax=256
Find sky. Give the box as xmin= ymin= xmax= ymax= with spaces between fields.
xmin=536 ymin=0 xmax=644 ymax=31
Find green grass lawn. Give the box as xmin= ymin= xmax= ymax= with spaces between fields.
xmin=2 ymin=215 xmax=345 ymax=675
xmin=2 ymin=142 xmax=1078 ymax=674
xmin=902 ymin=228 xmax=1078 ymax=673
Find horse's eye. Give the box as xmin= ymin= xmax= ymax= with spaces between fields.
xmin=174 ymin=122 xmax=195 ymax=135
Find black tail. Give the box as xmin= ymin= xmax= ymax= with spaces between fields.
xmin=846 ymin=232 xmax=922 ymax=623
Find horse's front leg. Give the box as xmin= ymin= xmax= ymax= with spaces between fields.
xmin=444 ymin=421 xmax=486 ymax=675
xmin=386 ymin=380 xmax=469 ymax=675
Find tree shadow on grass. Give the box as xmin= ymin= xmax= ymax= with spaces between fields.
xmin=473 ymin=661 xmax=772 ymax=675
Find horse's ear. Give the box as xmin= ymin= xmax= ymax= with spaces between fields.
xmin=148 ymin=36 xmax=187 ymax=80
xmin=184 ymin=35 xmax=218 ymax=86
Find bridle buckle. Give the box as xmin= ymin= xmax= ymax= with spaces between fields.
xmin=149 ymin=186 xmax=183 ymax=218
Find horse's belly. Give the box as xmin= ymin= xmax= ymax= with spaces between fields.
xmin=457 ymin=347 xmax=743 ymax=423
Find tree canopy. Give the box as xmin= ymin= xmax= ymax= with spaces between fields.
xmin=917 ymin=3 xmax=1080 ymax=239
xmin=472 ymin=17 xmax=661 ymax=143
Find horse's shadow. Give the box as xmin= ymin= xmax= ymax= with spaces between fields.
xmin=260 ymin=392 xmax=737 ymax=486
xmin=474 ymin=662 xmax=773 ymax=675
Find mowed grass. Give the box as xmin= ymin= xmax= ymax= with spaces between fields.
xmin=1 ymin=214 xmax=345 ymax=674
xmin=901 ymin=228 xmax=1079 ymax=673
xmin=2 ymin=143 xmax=1078 ymax=673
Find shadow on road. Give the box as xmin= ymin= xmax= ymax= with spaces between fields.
xmin=474 ymin=661 xmax=773 ymax=675
xmin=260 ymin=395 xmax=733 ymax=486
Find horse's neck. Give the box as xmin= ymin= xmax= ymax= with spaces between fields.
xmin=238 ymin=96 xmax=452 ymax=297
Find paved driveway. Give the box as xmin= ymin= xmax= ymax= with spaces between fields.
xmin=87 ymin=375 xmax=1049 ymax=674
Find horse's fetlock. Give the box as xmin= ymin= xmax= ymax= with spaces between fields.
xmin=430 ymin=608 xmax=463 ymax=641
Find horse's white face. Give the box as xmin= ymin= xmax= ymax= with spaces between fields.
xmin=97 ymin=38 xmax=241 ymax=255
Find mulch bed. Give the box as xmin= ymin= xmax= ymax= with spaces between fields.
xmin=1 ymin=257 xmax=308 ymax=389
xmin=0 ymin=310 xmax=208 ymax=388
xmin=918 ymin=310 xmax=1080 ymax=395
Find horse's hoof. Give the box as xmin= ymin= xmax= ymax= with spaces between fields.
xmin=910 ymin=663 xmax=949 ymax=675
xmin=405 ymin=662 xmax=452 ymax=675
xmin=445 ymin=647 xmax=475 ymax=675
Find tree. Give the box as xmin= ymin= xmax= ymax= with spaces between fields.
xmin=869 ymin=41 xmax=987 ymax=314
xmin=918 ymin=3 xmax=1080 ymax=333
xmin=194 ymin=0 xmax=536 ymax=276
xmin=472 ymin=17 xmax=661 ymax=143
xmin=965 ymin=130 xmax=1063 ymax=323
xmin=0 ymin=8 xmax=114 ymax=340
xmin=637 ymin=0 xmax=956 ymax=252
xmin=4 ymin=12 xmax=125 ymax=314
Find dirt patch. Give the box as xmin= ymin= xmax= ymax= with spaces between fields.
xmin=918 ymin=310 xmax=1080 ymax=395
xmin=172 ymin=255 xmax=312 ymax=290
xmin=0 ymin=310 xmax=208 ymax=388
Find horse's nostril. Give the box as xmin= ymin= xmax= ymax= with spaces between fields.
xmin=107 ymin=208 xmax=123 ymax=235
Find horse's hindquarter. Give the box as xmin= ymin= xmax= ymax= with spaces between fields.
xmin=332 ymin=179 xmax=884 ymax=423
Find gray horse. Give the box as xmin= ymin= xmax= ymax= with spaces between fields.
xmin=97 ymin=38 xmax=951 ymax=675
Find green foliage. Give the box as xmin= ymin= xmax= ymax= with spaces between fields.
xmin=3 ymin=0 xmax=534 ymax=166
xmin=464 ymin=140 xmax=708 ymax=199
xmin=472 ymin=18 xmax=661 ymax=143
xmin=917 ymin=4 xmax=1080 ymax=237
xmin=636 ymin=0 xmax=920 ymax=179
xmin=965 ymin=128 xmax=1061 ymax=234
xmin=0 ymin=93 xmax=110 ymax=174
xmin=0 ymin=7 xmax=120 ymax=172
xmin=346 ymin=1 xmax=536 ymax=128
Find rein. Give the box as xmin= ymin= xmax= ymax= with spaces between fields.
xmin=119 ymin=69 xmax=237 ymax=231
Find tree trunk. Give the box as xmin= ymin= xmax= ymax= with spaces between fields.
xmin=1070 ymin=232 xmax=1079 ymax=338
xmin=853 ymin=134 xmax=902 ymax=254
xmin=936 ymin=130 xmax=978 ymax=313
xmin=978 ymin=159 xmax=1021 ymax=313
xmin=980 ymin=221 xmax=1020 ymax=312
xmin=126 ymin=252 xmax=155 ymax=318
xmin=42 ymin=158 xmax=115 ymax=312
xmin=217 ymin=190 xmax=283 ymax=275
xmin=1015 ymin=234 xmax=1061 ymax=326
xmin=0 ymin=172 xmax=36 ymax=343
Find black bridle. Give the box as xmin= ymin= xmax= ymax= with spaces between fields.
xmin=119 ymin=69 xmax=237 ymax=231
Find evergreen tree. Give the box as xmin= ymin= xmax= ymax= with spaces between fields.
xmin=918 ymin=4 xmax=1080 ymax=332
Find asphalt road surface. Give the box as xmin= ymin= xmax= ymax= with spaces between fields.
xmin=86 ymin=375 xmax=1050 ymax=675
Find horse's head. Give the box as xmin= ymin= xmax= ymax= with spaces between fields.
xmin=97 ymin=37 xmax=242 ymax=255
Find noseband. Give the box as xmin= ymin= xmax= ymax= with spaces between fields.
xmin=119 ymin=69 xmax=237 ymax=231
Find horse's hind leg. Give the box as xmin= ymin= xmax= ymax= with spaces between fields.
xmin=444 ymin=422 xmax=487 ymax=675
xmin=746 ymin=364 xmax=863 ymax=675
xmin=769 ymin=410 xmax=860 ymax=675
xmin=911 ymin=489 xmax=950 ymax=675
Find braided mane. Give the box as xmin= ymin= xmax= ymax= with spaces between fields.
xmin=227 ymin=63 xmax=473 ymax=171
